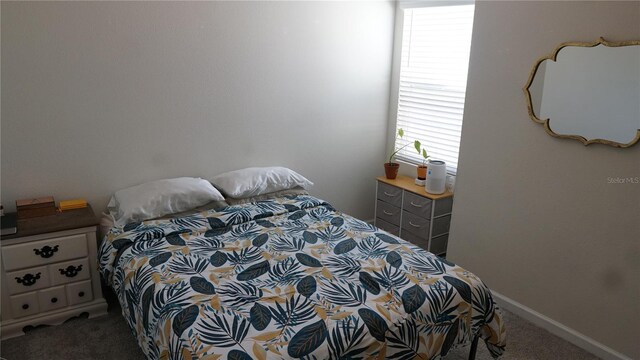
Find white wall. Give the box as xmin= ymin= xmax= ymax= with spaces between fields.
xmin=448 ymin=1 xmax=640 ymax=358
xmin=0 ymin=1 xmax=394 ymax=220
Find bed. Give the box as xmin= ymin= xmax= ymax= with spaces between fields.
xmin=99 ymin=193 xmax=506 ymax=359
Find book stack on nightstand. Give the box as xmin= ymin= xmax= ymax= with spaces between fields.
xmin=0 ymin=205 xmax=108 ymax=339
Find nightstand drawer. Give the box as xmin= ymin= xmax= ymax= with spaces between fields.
xmin=401 ymin=211 xmax=430 ymax=240
xmin=402 ymin=231 xmax=429 ymax=250
xmin=403 ymin=191 xmax=433 ymax=219
xmin=6 ymin=266 xmax=51 ymax=295
xmin=375 ymin=218 xmax=399 ymax=236
xmin=66 ymin=280 xmax=93 ymax=305
xmin=10 ymin=292 xmax=40 ymax=318
xmin=377 ymin=182 xmax=402 ymax=207
xmin=376 ymin=200 xmax=401 ymax=226
xmin=430 ymin=234 xmax=448 ymax=256
xmin=38 ymin=286 xmax=68 ymax=312
xmin=50 ymin=258 xmax=90 ymax=286
xmin=2 ymin=234 xmax=88 ymax=271
xmin=432 ymin=215 xmax=451 ymax=237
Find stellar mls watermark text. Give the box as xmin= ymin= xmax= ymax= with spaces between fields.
xmin=607 ymin=177 xmax=639 ymax=184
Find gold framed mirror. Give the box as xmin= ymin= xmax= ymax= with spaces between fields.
xmin=524 ymin=37 xmax=640 ymax=148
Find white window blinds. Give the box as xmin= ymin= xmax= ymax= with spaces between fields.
xmin=394 ymin=4 xmax=475 ymax=173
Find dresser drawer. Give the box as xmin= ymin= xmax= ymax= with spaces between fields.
xmin=38 ymin=286 xmax=68 ymax=312
xmin=375 ymin=218 xmax=399 ymax=236
xmin=432 ymin=215 xmax=452 ymax=237
xmin=66 ymin=280 xmax=94 ymax=306
xmin=49 ymin=258 xmax=90 ymax=286
xmin=10 ymin=292 xmax=40 ymax=318
xmin=433 ymin=197 xmax=454 ymax=217
xmin=402 ymin=231 xmax=429 ymax=250
xmin=6 ymin=266 xmax=51 ymax=295
xmin=2 ymin=234 xmax=88 ymax=271
xmin=430 ymin=234 xmax=448 ymax=256
xmin=376 ymin=200 xmax=401 ymax=226
xmin=377 ymin=182 xmax=402 ymax=207
xmin=402 ymin=191 xmax=433 ymax=219
xmin=401 ymin=211 xmax=430 ymax=240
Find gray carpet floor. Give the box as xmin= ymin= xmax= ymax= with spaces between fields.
xmin=1 ymin=290 xmax=601 ymax=360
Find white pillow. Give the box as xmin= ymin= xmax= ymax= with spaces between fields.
xmin=108 ymin=177 xmax=224 ymax=227
xmin=211 ymin=167 xmax=313 ymax=199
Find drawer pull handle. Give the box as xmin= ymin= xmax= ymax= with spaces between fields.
xmin=383 ymin=210 xmax=394 ymax=216
xmin=22 ymin=304 xmax=29 ymax=310
xmin=78 ymin=291 xmax=85 ymax=297
xmin=409 ymin=221 xmax=421 ymax=228
xmin=33 ymin=245 xmax=59 ymax=258
xmin=59 ymin=265 xmax=83 ymax=278
xmin=51 ymin=297 xmax=58 ymax=303
xmin=410 ymin=201 xmax=423 ymax=208
xmin=383 ymin=192 xmax=396 ymax=197
xmin=15 ymin=272 xmax=41 ymax=286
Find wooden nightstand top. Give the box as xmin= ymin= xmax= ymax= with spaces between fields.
xmin=377 ymin=175 xmax=453 ymax=200
xmin=1 ymin=205 xmax=98 ymax=240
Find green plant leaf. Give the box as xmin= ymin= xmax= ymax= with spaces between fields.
xmin=414 ymin=140 xmax=421 ymax=153
xmin=422 ymin=148 xmax=428 ymax=159
xmin=398 ymin=128 xmax=404 ymax=138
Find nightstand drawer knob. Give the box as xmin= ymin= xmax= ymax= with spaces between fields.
xmin=409 ymin=221 xmax=421 ymax=228
xmin=33 ymin=245 xmax=59 ymax=258
xmin=383 ymin=210 xmax=394 ymax=216
xmin=78 ymin=291 xmax=85 ymax=297
xmin=22 ymin=304 xmax=29 ymax=310
xmin=59 ymin=265 xmax=83 ymax=278
xmin=51 ymin=297 xmax=58 ymax=303
xmin=15 ymin=272 xmax=41 ymax=286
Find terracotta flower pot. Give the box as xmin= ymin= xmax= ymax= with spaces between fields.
xmin=417 ymin=165 xmax=427 ymax=180
xmin=384 ymin=162 xmax=400 ymax=179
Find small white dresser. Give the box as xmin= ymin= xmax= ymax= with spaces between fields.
xmin=0 ymin=206 xmax=108 ymax=339
xmin=374 ymin=175 xmax=454 ymax=257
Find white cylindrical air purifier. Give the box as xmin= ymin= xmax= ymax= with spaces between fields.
xmin=425 ymin=160 xmax=446 ymax=194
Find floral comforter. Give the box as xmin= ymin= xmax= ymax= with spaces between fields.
xmin=99 ymin=195 xmax=506 ymax=360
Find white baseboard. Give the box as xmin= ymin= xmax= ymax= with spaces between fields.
xmin=492 ymin=291 xmax=632 ymax=360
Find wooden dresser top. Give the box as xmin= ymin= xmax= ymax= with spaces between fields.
xmin=377 ymin=175 xmax=453 ymax=200
xmin=1 ymin=206 xmax=98 ymax=240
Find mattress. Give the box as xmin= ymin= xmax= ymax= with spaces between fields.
xmin=99 ymin=194 xmax=506 ymax=359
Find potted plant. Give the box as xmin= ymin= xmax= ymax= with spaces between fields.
xmin=384 ymin=129 xmax=412 ymax=179
xmin=414 ymin=140 xmax=430 ymax=180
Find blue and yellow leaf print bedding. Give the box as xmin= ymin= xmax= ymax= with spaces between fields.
xmin=99 ymin=195 xmax=506 ymax=359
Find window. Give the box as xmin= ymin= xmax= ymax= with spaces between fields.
xmin=392 ymin=3 xmax=475 ymax=173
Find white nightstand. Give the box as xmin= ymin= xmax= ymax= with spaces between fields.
xmin=0 ymin=206 xmax=108 ymax=339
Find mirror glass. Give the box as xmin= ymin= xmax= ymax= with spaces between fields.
xmin=526 ymin=39 xmax=640 ymax=147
